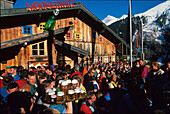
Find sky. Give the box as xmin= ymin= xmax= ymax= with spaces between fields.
xmin=13 ymin=0 xmax=167 ymax=20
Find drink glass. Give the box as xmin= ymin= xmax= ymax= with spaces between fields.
xmin=80 ymin=90 xmax=86 ymax=99
xmin=59 ymin=80 xmax=63 ymax=88
xmin=59 ymin=80 xmax=64 ymax=84
xmin=67 ymin=90 xmax=75 ymax=101
xmin=57 ymin=91 xmax=64 ymax=104
xmin=48 ymin=91 xmax=55 ymax=95
xmin=74 ymin=89 xmax=81 ymax=100
xmin=72 ymin=79 xmax=78 ymax=90
xmin=60 ymin=81 xmax=68 ymax=95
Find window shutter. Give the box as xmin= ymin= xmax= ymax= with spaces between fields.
xmin=75 ymin=33 xmax=81 ymax=40
xmin=65 ymin=31 xmax=73 ymax=39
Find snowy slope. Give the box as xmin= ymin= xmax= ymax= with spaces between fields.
xmin=136 ymin=1 xmax=170 ymax=18
xmin=137 ymin=1 xmax=170 ymax=43
xmin=103 ymin=1 xmax=170 ymax=60
xmin=103 ymin=0 xmax=170 ymax=43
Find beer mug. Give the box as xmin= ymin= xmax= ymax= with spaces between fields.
xmin=60 ymin=81 xmax=68 ymax=95
xmin=46 ymin=89 xmax=55 ymax=94
xmin=51 ymin=95 xmax=57 ymax=104
xmin=59 ymin=80 xmax=63 ymax=87
xmin=48 ymin=91 xmax=55 ymax=95
xmin=74 ymin=89 xmax=81 ymax=100
xmin=58 ymin=80 xmax=63 ymax=90
xmin=67 ymin=79 xmax=72 ymax=90
xmin=67 ymin=90 xmax=75 ymax=101
xmin=72 ymin=79 xmax=78 ymax=90
xmin=52 ymin=88 xmax=57 ymax=92
xmin=57 ymin=91 xmax=64 ymax=104
xmin=43 ymin=92 xmax=51 ymax=104
xmin=59 ymin=80 xmax=63 ymax=84
xmin=80 ymin=90 xmax=86 ymax=99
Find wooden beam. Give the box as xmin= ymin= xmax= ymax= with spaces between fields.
xmin=47 ymin=30 xmax=53 ymax=65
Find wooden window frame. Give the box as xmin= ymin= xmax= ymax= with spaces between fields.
xmin=22 ymin=25 xmax=33 ymax=35
xmin=99 ymin=36 xmax=103 ymax=42
xmin=75 ymin=33 xmax=81 ymax=40
xmin=39 ymin=23 xmax=45 ymax=30
xmin=65 ymin=31 xmax=73 ymax=39
xmin=31 ymin=41 xmax=46 ymax=56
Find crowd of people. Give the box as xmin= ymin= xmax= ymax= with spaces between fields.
xmin=0 ymin=59 xmax=170 ymax=114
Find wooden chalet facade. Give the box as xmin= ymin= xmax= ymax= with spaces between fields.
xmin=0 ymin=2 xmax=129 ymax=69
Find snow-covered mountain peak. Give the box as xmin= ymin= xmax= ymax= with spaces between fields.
xmin=102 ymin=14 xmax=128 ymax=26
xmin=120 ymin=14 xmax=128 ymax=20
xmin=102 ymin=15 xmax=119 ymax=26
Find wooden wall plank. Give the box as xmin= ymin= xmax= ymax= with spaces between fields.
xmin=1 ymin=29 xmax=5 ymax=42
xmin=2 ymin=17 xmax=117 ymax=68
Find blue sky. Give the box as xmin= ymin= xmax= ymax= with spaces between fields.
xmin=14 ymin=0 xmax=166 ymax=20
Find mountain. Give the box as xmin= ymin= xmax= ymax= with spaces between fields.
xmin=102 ymin=15 xmax=119 ymax=26
xmin=102 ymin=15 xmax=127 ymax=26
xmin=103 ymin=1 xmax=170 ymax=61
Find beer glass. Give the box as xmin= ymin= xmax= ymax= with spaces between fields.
xmin=57 ymin=91 xmax=64 ymax=104
xmin=72 ymin=79 xmax=78 ymax=90
xmin=59 ymin=80 xmax=63 ymax=88
xmin=46 ymin=89 xmax=55 ymax=94
xmin=67 ymin=90 xmax=75 ymax=101
xmin=60 ymin=81 xmax=68 ymax=95
xmin=80 ymin=90 xmax=86 ymax=99
xmin=48 ymin=91 xmax=55 ymax=95
xmin=74 ymin=89 xmax=81 ymax=100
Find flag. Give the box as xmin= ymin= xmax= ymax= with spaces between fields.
xmin=141 ymin=21 xmax=143 ymax=48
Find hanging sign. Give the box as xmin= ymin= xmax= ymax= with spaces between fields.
xmin=26 ymin=0 xmax=75 ymax=11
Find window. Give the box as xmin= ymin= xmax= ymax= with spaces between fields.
xmin=39 ymin=23 xmax=45 ymax=30
xmin=22 ymin=25 xmax=33 ymax=34
xmin=32 ymin=42 xmax=45 ymax=56
xmin=65 ymin=31 xmax=73 ymax=39
xmin=99 ymin=36 xmax=103 ymax=42
xmin=75 ymin=33 xmax=81 ymax=40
